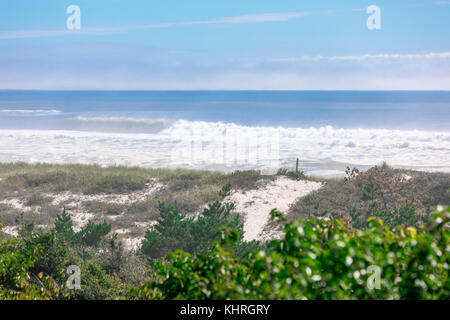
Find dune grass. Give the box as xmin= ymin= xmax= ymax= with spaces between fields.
xmin=289 ymin=163 xmax=450 ymax=224
xmin=0 ymin=162 xmax=277 ymax=243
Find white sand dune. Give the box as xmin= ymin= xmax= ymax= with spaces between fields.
xmin=41 ymin=180 xmax=164 ymax=230
xmin=0 ymin=180 xmax=164 ymax=236
xmin=45 ymin=179 xmax=164 ymax=207
xmin=227 ymin=177 xmax=322 ymax=241
xmin=0 ymin=176 xmax=322 ymax=249
xmin=0 ymin=198 xmax=34 ymax=212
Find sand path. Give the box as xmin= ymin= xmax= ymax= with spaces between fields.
xmin=227 ymin=177 xmax=322 ymax=241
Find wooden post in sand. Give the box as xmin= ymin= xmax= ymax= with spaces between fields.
xmin=296 ymin=158 xmax=299 ymax=173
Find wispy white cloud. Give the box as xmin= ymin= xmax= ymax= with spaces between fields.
xmin=188 ymin=12 xmax=310 ymax=24
xmin=0 ymin=24 xmax=172 ymax=40
xmin=270 ymin=51 xmax=450 ymax=62
xmin=329 ymin=52 xmax=450 ymax=61
xmin=0 ymin=11 xmax=310 ymax=40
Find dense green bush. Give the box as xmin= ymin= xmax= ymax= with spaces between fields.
xmin=54 ymin=208 xmax=75 ymax=242
xmin=135 ymin=207 xmax=449 ymax=300
xmin=55 ymin=208 xmax=111 ymax=247
xmin=76 ymin=220 xmax=112 ymax=247
xmin=141 ymin=183 xmax=247 ymax=259
xmin=17 ymin=229 xmax=67 ymax=283
xmin=65 ymin=260 xmax=128 ymax=300
xmin=141 ymin=199 xmax=243 ymax=259
xmin=0 ymin=223 xmax=60 ymax=299
xmin=0 ymin=211 xmax=116 ymax=299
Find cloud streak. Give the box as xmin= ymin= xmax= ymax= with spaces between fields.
xmin=270 ymin=51 xmax=450 ymax=62
xmin=0 ymin=11 xmax=310 ymax=40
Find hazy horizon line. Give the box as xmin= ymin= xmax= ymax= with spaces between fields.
xmin=1 ymin=89 xmax=450 ymax=92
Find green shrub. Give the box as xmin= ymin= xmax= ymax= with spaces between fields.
xmin=75 ymin=220 xmax=112 ymax=247
xmin=0 ymin=226 xmax=60 ymax=299
xmin=1 ymin=210 xmax=125 ymax=300
xmin=54 ymin=209 xmax=111 ymax=247
xmin=141 ymin=202 xmax=194 ymax=259
xmin=141 ymin=194 xmax=244 ymax=259
xmin=65 ymin=260 xmax=128 ymax=300
xmin=17 ymin=229 xmax=68 ymax=283
xmin=135 ymin=207 xmax=449 ymax=300
xmin=55 ymin=208 xmax=76 ymax=243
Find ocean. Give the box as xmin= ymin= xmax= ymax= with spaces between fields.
xmin=0 ymin=90 xmax=449 ymax=177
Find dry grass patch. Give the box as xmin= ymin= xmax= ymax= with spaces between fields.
xmin=0 ymin=162 xmax=285 ymax=246
xmin=82 ymin=201 xmax=126 ymax=216
xmin=0 ymin=204 xmax=20 ymax=226
xmin=289 ymin=163 xmax=450 ymax=223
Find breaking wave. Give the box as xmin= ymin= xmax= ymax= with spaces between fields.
xmin=0 ymin=119 xmax=449 ymax=176
xmin=69 ymin=117 xmax=172 ymax=134
xmin=0 ymin=109 xmax=62 ymax=116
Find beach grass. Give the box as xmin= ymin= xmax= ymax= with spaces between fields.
xmin=289 ymin=163 xmax=450 ymax=221
xmin=0 ymin=162 xmax=278 ymax=242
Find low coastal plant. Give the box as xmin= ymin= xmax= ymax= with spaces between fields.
xmin=0 ymin=210 xmax=134 ymax=300
xmin=141 ymin=197 xmax=244 ymax=259
xmin=135 ymin=206 xmax=449 ymax=300
xmin=291 ymin=164 xmax=449 ymax=229
xmin=0 ymin=222 xmax=60 ymax=299
xmin=277 ymin=167 xmax=307 ymax=180
xmin=55 ymin=208 xmax=111 ymax=246
xmin=1 ymin=204 xmax=449 ymax=300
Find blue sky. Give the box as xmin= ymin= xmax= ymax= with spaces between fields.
xmin=0 ymin=0 xmax=449 ymax=89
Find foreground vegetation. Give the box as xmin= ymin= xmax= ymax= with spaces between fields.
xmin=0 ymin=162 xmax=449 ymax=299
xmin=140 ymin=207 xmax=449 ymax=300
xmin=1 ymin=200 xmax=448 ymax=299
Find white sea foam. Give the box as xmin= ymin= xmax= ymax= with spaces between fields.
xmin=0 ymin=119 xmax=449 ymax=175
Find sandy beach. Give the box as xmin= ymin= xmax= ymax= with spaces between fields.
xmin=227 ymin=177 xmax=322 ymax=241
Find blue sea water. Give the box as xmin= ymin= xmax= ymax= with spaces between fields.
xmin=0 ymin=90 xmax=449 ymax=131
xmin=0 ymin=90 xmax=449 ymax=176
